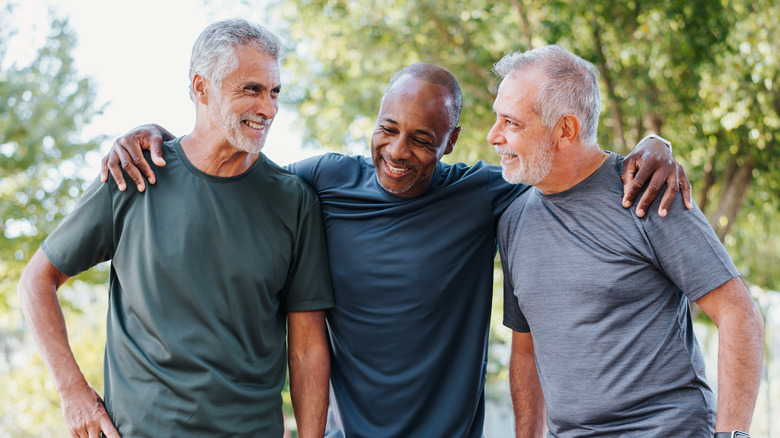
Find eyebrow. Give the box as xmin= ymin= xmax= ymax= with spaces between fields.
xmin=238 ymin=81 xmax=282 ymax=92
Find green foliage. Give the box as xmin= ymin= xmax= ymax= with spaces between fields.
xmin=272 ymin=0 xmax=779 ymax=290
xmin=1 ymin=6 xmax=106 ymax=436
xmin=1 ymin=14 xmax=105 ymax=310
xmin=3 ymin=0 xmax=779 ymax=434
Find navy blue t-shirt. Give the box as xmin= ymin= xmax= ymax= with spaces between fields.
xmin=288 ymin=153 xmax=526 ymax=438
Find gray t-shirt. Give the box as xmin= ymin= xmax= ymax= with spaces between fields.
xmin=499 ymin=152 xmax=738 ymax=437
xmin=42 ymin=138 xmax=335 ymax=437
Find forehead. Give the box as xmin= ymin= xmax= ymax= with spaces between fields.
xmin=227 ymin=44 xmax=281 ymax=85
xmin=379 ymin=75 xmax=452 ymax=131
xmin=493 ymin=69 xmax=542 ymax=115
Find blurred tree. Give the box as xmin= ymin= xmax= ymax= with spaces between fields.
xmin=1 ymin=11 xmax=105 ymax=308
xmin=251 ymin=0 xmax=779 ymax=290
xmin=1 ymin=4 xmax=106 ymax=435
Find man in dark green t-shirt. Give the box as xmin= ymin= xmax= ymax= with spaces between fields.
xmin=17 ymin=19 xmax=334 ymax=438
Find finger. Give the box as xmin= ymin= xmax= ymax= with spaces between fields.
xmin=678 ymin=166 xmax=693 ymax=209
xmin=623 ymin=165 xmax=655 ymax=213
xmin=620 ymin=159 xmax=640 ymax=208
xmin=149 ymin=135 xmax=167 ymax=168
xmin=115 ymin=146 xmax=146 ymax=192
xmin=633 ymin=171 xmax=667 ymax=218
xmin=118 ymin=136 xmax=157 ymax=186
xmin=106 ymin=150 xmax=127 ymax=191
xmin=100 ymin=154 xmax=109 ymax=183
xmin=656 ymin=174 xmax=680 ymax=217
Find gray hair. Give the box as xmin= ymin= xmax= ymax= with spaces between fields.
xmin=493 ymin=45 xmax=601 ymax=147
xmin=189 ymin=19 xmax=284 ymax=100
xmin=382 ymin=63 xmax=463 ymax=131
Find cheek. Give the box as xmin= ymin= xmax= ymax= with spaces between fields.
xmin=416 ymin=151 xmax=439 ymax=170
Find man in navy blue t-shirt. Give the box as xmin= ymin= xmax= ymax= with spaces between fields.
xmin=100 ymin=62 xmax=690 ymax=437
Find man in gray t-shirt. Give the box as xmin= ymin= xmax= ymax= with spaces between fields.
xmin=490 ymin=45 xmax=763 ymax=437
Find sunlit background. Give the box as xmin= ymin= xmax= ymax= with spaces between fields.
xmin=2 ymin=0 xmax=778 ymax=436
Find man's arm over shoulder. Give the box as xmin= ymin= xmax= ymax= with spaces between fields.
xmin=695 ymin=277 xmax=763 ymax=433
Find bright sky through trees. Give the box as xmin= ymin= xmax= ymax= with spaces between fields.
xmin=7 ymin=0 xmax=319 ymax=174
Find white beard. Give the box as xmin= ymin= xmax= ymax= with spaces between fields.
xmin=497 ymin=135 xmax=555 ymax=186
xmin=208 ymin=94 xmax=268 ymax=154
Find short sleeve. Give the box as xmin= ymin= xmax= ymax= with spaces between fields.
xmin=502 ymin=263 xmax=530 ymax=332
xmin=283 ymin=197 xmax=335 ymax=312
xmin=41 ymin=177 xmax=115 ymax=277
xmin=498 ymin=215 xmax=530 ymax=333
xmin=639 ymin=197 xmax=739 ymax=302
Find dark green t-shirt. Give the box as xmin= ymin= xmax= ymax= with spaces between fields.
xmin=42 ymin=138 xmax=334 ymax=437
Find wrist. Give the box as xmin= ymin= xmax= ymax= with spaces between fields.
xmin=644 ymin=133 xmax=672 ymax=153
xmin=714 ymin=431 xmax=750 ymax=438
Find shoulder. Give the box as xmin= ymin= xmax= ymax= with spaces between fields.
xmin=288 ymin=153 xmax=373 ymax=190
xmin=499 ymin=188 xmax=534 ymax=227
xmin=437 ymin=159 xmax=507 ymax=190
xmin=439 ymin=159 xmax=498 ymax=179
xmin=261 ymin=156 xmax=320 ymax=205
xmin=291 ymin=153 xmax=368 ymax=174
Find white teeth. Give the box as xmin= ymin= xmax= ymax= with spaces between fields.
xmin=244 ymin=120 xmax=266 ymax=130
xmin=387 ymin=163 xmax=408 ymax=173
xmin=495 ymin=146 xmax=516 ymax=159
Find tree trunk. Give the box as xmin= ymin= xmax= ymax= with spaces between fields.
xmin=711 ymin=156 xmax=755 ymax=240
xmin=510 ymin=0 xmax=534 ymax=49
xmin=592 ymin=23 xmax=626 ymax=150
xmin=699 ymin=153 xmax=718 ymax=212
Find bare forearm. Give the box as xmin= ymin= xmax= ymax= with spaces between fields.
xmin=289 ymin=346 xmax=329 ymax=438
xmin=714 ymin=310 xmax=764 ymax=431
xmin=19 ymin=251 xmax=120 ymax=436
xmin=510 ymin=333 xmax=545 ymax=438
xmin=18 ymin=257 xmax=87 ymax=395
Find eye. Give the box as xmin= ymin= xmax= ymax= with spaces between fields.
xmin=243 ymin=86 xmax=260 ymax=96
xmin=412 ymin=138 xmax=433 ymax=147
xmin=271 ymin=86 xmax=281 ymax=98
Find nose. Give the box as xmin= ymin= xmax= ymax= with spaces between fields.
xmin=384 ymin=135 xmax=412 ymax=160
xmin=255 ymin=94 xmax=278 ymax=120
xmin=486 ymin=121 xmax=503 ymax=146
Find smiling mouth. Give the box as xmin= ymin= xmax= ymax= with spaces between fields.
xmin=385 ymin=161 xmax=410 ymax=174
xmin=243 ymin=119 xmax=268 ymax=131
xmin=380 ymin=158 xmax=414 ymax=180
xmin=495 ymin=146 xmax=517 ymax=162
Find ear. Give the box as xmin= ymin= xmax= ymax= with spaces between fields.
xmin=443 ymin=126 xmax=461 ymax=156
xmin=555 ymin=114 xmax=581 ymax=151
xmin=192 ymin=74 xmax=209 ymax=104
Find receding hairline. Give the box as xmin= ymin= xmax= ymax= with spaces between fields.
xmin=383 ymin=63 xmax=463 ymax=129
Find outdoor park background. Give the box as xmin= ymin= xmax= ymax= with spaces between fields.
xmin=1 ymin=0 xmax=778 ymax=436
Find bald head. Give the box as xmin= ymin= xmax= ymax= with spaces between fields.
xmin=382 ymin=63 xmax=463 ymax=130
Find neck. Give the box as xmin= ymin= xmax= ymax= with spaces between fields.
xmin=180 ymin=130 xmax=259 ymax=177
xmin=536 ymin=145 xmax=607 ymax=194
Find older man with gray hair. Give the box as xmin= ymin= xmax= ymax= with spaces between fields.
xmin=18 ymin=19 xmax=334 ymax=437
xmin=492 ymin=44 xmax=763 ymax=437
